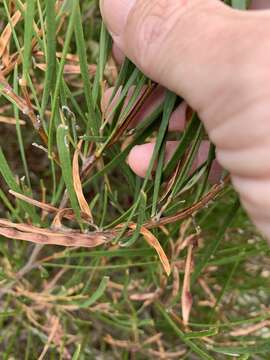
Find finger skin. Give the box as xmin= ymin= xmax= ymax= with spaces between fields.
xmin=110 ymin=1 xmax=270 ymax=64
xmin=101 ymin=0 xmax=270 ymax=240
xmin=128 ymin=141 xmax=222 ymax=183
xmin=101 ymin=87 xmax=187 ymax=132
xmin=112 ymin=43 xmax=125 ymax=65
xmin=250 ymin=0 xmax=270 ymax=9
xmin=101 ymin=87 xmax=220 ymax=180
xmin=101 ymin=85 xmax=166 ymax=128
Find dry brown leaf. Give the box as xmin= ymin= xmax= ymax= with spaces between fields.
xmin=130 ymin=289 xmax=161 ymax=301
xmin=230 ymin=320 xmax=270 ymax=337
xmin=72 ymin=140 xmax=93 ymax=221
xmin=172 ymin=265 xmax=180 ymax=299
xmin=107 ymin=280 xmax=124 ymax=291
xmin=104 ymin=335 xmax=133 ymax=349
xmin=0 ymin=10 xmax=21 ymax=58
xmin=0 ymin=115 xmax=25 ymax=125
xmin=147 ymin=349 xmax=186 ymax=359
xmin=176 ymin=233 xmax=197 ymax=255
xmin=198 ymin=278 xmax=217 ymax=305
xmin=38 ymin=316 xmax=60 ymax=360
xmin=51 ymin=208 xmax=78 ymax=230
xmin=0 ymin=80 xmax=48 ymax=146
xmin=143 ymin=333 xmax=163 ymax=346
xmin=35 ymin=51 xmax=80 ymax=62
xmin=10 ymin=190 xmax=72 ymax=217
xmin=128 ymin=223 xmax=171 ymax=276
xmin=43 ymin=268 xmax=68 ymax=293
xmin=182 ymin=244 xmax=194 ymax=325
xmin=198 ymin=300 xmax=215 ymax=308
xmin=35 ymin=63 xmax=96 ymax=75
xmin=2 ymin=47 xmax=10 ymax=68
xmin=2 ymin=13 xmax=60 ymax=76
xmin=105 ymin=57 xmax=118 ymax=84
xmin=145 ymin=177 xmax=229 ymax=229
xmin=141 ymin=226 xmax=171 ymax=277
xmin=44 ymin=316 xmax=71 ymax=359
xmin=0 ymin=219 xmax=111 ymax=247
xmin=9 ymin=190 xmax=91 ymax=224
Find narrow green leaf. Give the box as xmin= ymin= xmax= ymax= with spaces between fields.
xmin=56 ymin=124 xmax=81 ymax=222
xmin=231 ymin=0 xmax=249 ymax=9
xmin=13 ymin=65 xmax=31 ymax=189
xmin=151 ymin=140 xmax=166 ymax=217
xmin=74 ymin=3 xmax=98 ymax=136
xmin=72 ymin=345 xmax=82 ymax=360
xmin=212 ymin=341 xmax=270 ymax=355
xmin=79 ymin=276 xmax=109 ymax=308
xmin=92 ymin=22 xmax=111 ymax=109
xmin=192 ymin=198 xmax=240 ymax=283
xmin=121 ymin=191 xmax=147 ymax=247
xmin=41 ymin=0 xmax=56 ymax=115
xmin=48 ymin=0 xmax=77 ymax=155
xmin=0 ymin=148 xmax=37 ymax=221
xmin=164 ymin=113 xmax=201 ymax=177
xmin=22 ymin=0 xmax=36 ymax=83
xmin=156 ymin=303 xmax=214 ymax=360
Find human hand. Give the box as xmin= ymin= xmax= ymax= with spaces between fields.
xmin=100 ymin=0 xmax=270 ymax=240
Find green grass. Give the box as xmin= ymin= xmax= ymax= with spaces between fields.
xmin=0 ymin=0 xmax=269 ymax=358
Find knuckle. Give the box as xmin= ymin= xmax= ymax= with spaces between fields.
xmin=130 ymin=0 xmax=189 ymax=72
xmin=235 ymin=177 xmax=270 ymax=211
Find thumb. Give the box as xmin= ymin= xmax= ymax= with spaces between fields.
xmin=100 ymin=0 xmax=241 ymax=110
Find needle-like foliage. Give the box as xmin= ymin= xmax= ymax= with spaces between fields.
xmin=0 ymin=0 xmax=268 ymax=358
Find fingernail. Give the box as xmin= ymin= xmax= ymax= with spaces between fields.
xmin=100 ymin=0 xmax=136 ymax=36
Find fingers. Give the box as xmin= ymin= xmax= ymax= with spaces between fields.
xmin=101 ymin=86 xmax=221 ymax=182
xmin=232 ymin=176 xmax=270 ymax=237
xmin=100 ymin=0 xmax=256 ymax=112
xmin=112 ymin=43 xmax=125 ymax=65
xmin=101 ymin=86 xmax=187 ymax=132
xmin=100 ymin=0 xmax=270 ymax=240
xmin=250 ymin=0 xmax=270 ymax=9
xmin=128 ymin=140 xmax=222 ymax=183
xmin=217 ymin=142 xmax=270 ymax=178
xmin=101 ymin=85 xmax=165 ymax=127
xmin=100 ymin=0 xmax=227 ymax=109
xmin=110 ymin=0 xmax=270 ymax=69
xmin=128 ymin=141 xmax=177 ymax=178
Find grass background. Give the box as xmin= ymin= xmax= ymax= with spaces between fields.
xmin=0 ymin=0 xmax=269 ymax=358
